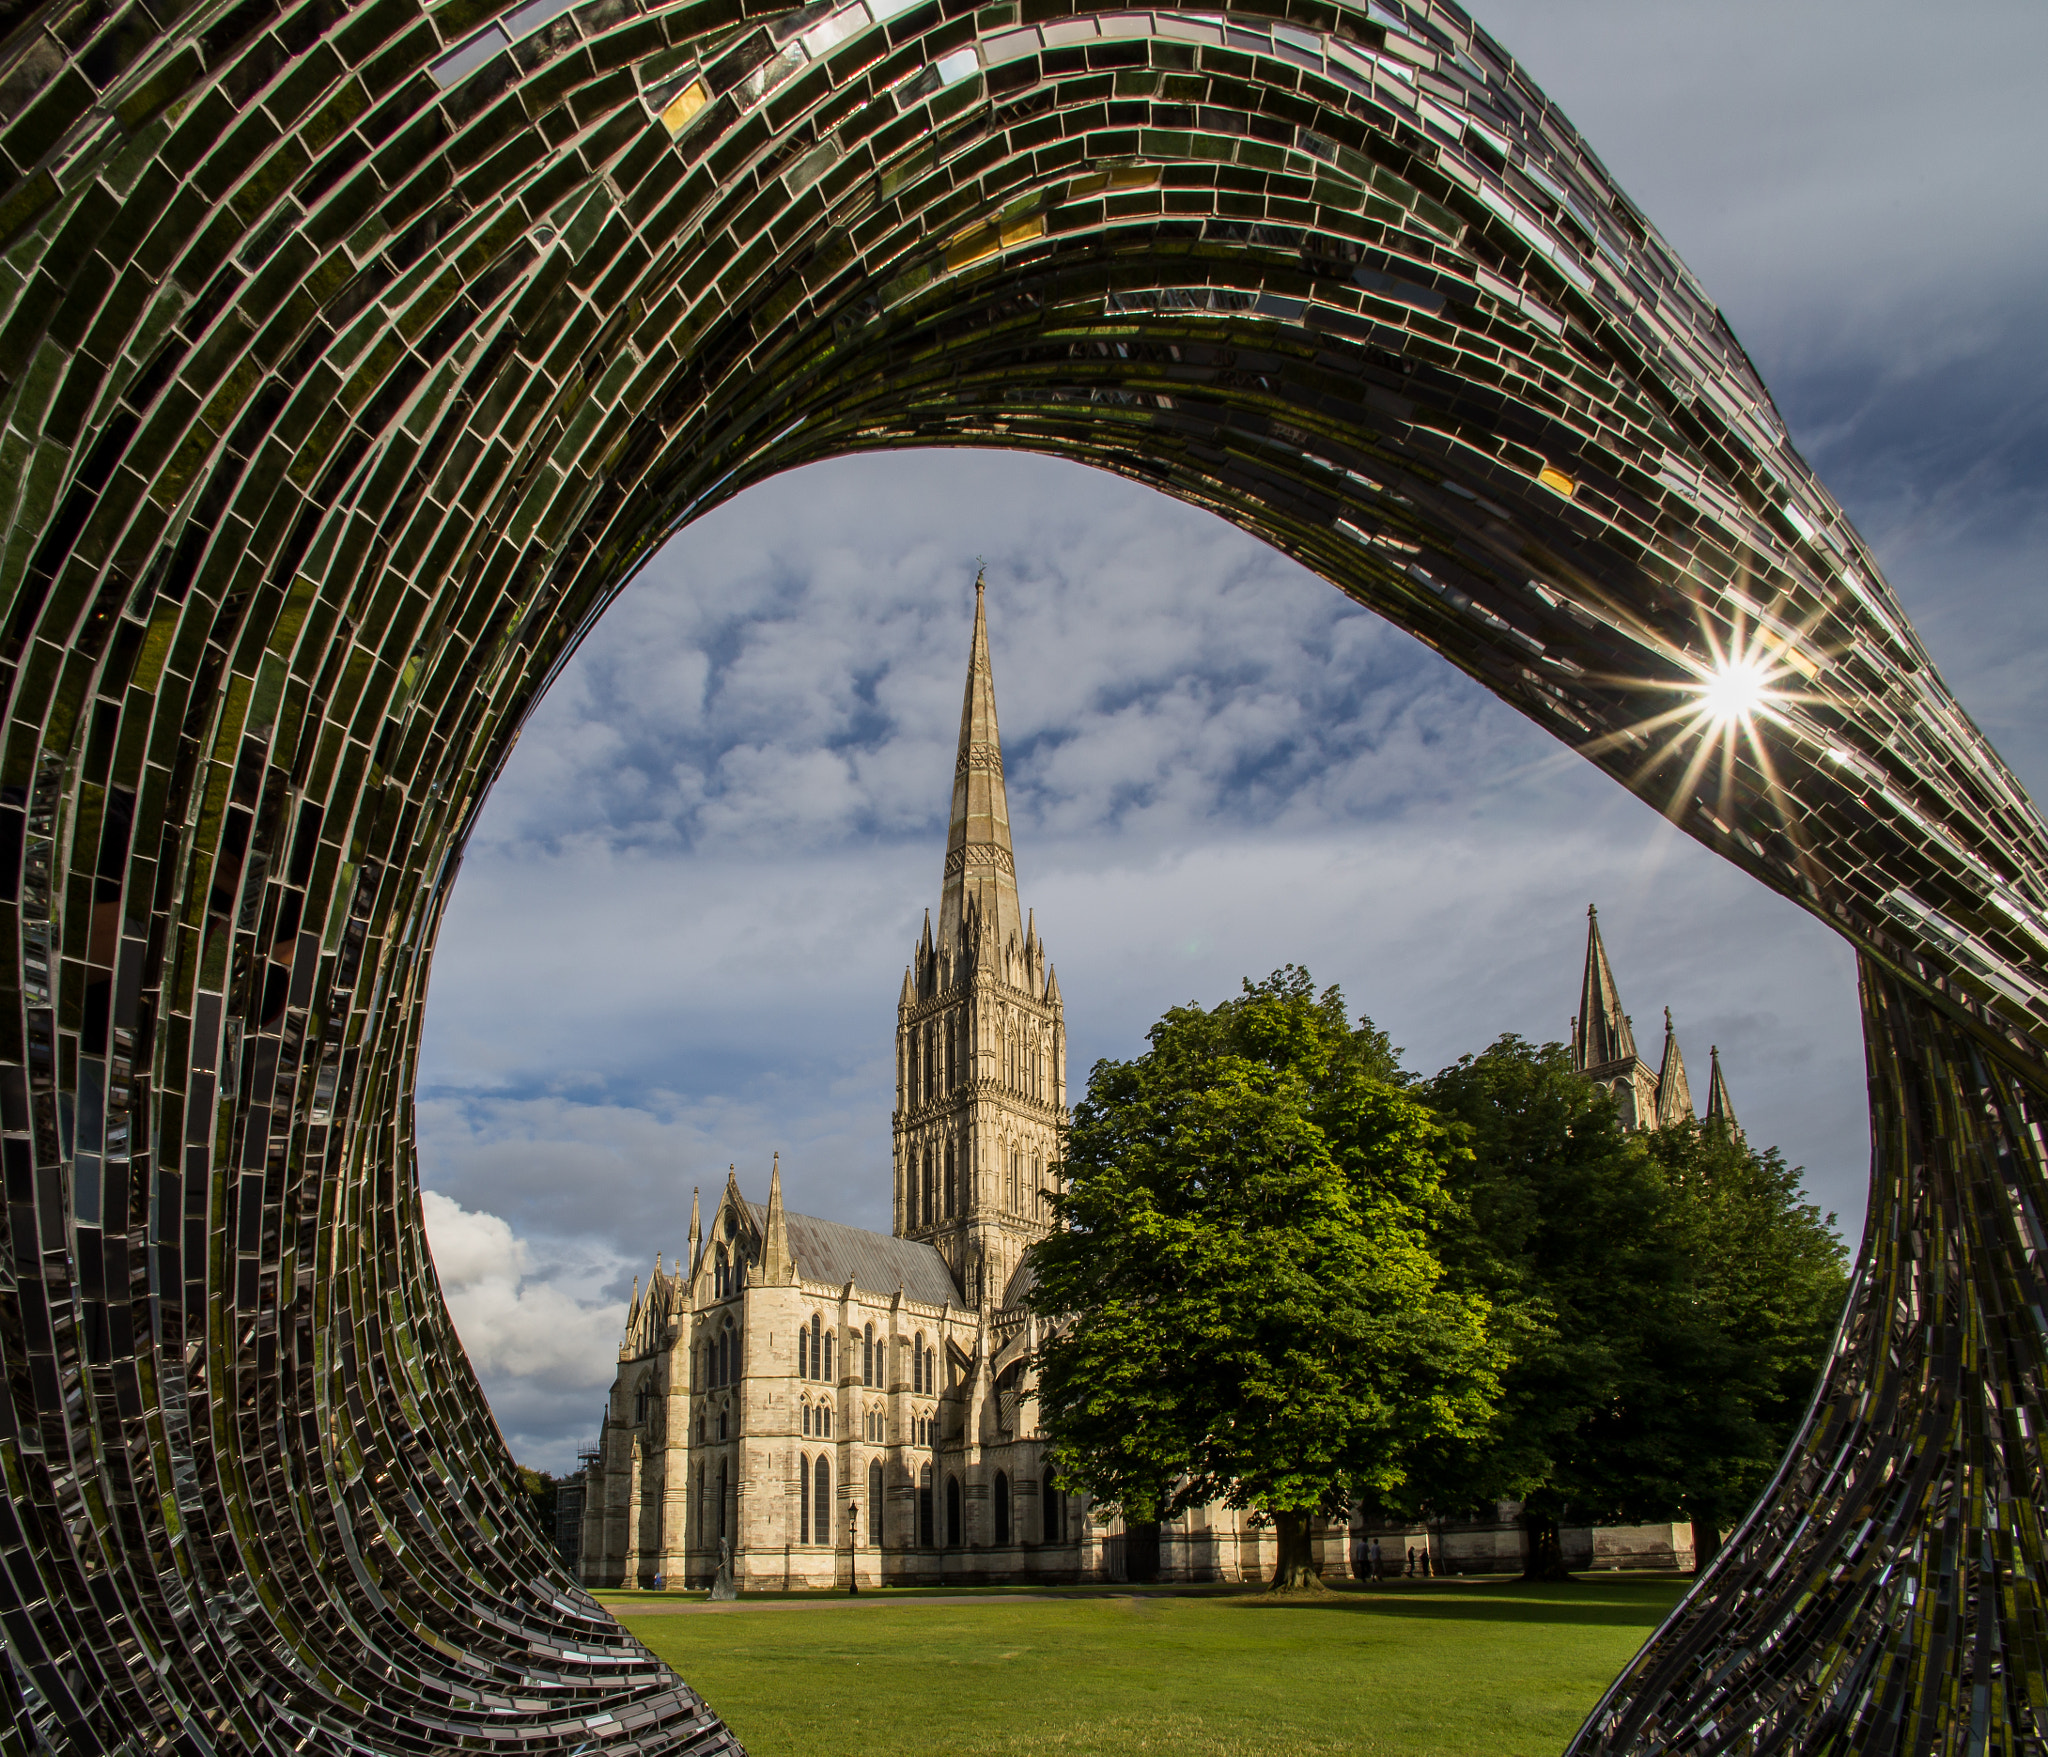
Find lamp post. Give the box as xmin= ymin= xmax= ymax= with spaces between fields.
xmin=848 ymin=1502 xmax=860 ymax=1596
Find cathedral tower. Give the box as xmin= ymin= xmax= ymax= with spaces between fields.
xmin=1571 ymin=904 xmax=1660 ymax=1127
xmin=893 ymin=575 xmax=1066 ymax=1306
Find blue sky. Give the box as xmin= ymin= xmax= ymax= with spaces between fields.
xmin=415 ymin=0 xmax=2048 ymax=1470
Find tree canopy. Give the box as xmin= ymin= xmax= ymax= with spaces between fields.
xmin=1028 ymin=983 xmax=1852 ymax=1585
xmin=1411 ymin=1035 xmax=1848 ymax=1573
xmin=1026 ymin=968 xmax=1502 ymax=1588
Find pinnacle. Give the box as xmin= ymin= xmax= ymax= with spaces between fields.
xmin=1573 ymin=904 xmax=1637 ymax=1070
xmin=937 ymin=569 xmax=1023 ymax=958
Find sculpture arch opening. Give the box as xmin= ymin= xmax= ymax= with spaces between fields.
xmin=0 ymin=0 xmax=2042 ymax=1748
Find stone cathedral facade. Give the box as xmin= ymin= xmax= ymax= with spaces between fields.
xmin=574 ymin=585 xmax=1741 ymax=1590
xmin=575 ymin=580 xmax=1305 ymax=1590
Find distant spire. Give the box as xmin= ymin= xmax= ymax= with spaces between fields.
xmin=1573 ymin=905 xmax=1637 ymax=1070
xmin=1706 ymin=1047 xmax=1742 ymax=1139
xmin=1654 ymin=1007 xmax=1694 ymax=1128
xmin=687 ymin=1185 xmax=701 ymax=1273
xmin=761 ymin=1150 xmax=795 ymax=1283
xmin=937 ymin=570 xmax=1022 ymax=959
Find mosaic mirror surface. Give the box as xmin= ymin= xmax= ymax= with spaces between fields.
xmin=0 ymin=0 xmax=2040 ymax=1745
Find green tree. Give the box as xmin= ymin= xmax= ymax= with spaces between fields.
xmin=1410 ymin=1036 xmax=1687 ymax=1576
xmin=1027 ymin=968 xmax=1502 ymax=1590
xmin=1412 ymin=1037 xmax=1850 ymax=1578
xmin=1639 ymin=1118 xmax=1850 ymax=1568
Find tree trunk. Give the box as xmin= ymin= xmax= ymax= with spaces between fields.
xmin=1268 ymin=1510 xmax=1327 ymax=1593
xmin=1520 ymin=1509 xmax=1574 ymax=1582
xmin=1691 ymin=1516 xmax=1723 ymax=1576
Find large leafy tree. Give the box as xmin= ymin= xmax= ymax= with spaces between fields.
xmin=1639 ymin=1119 xmax=1851 ymax=1567
xmin=1408 ymin=1036 xmax=1687 ymax=1575
xmin=1027 ymin=968 xmax=1502 ymax=1589
xmin=1411 ymin=1037 xmax=1849 ymax=1576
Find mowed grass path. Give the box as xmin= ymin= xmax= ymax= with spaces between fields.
xmin=613 ymin=1578 xmax=1688 ymax=1757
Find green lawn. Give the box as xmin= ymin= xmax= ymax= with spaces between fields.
xmin=613 ymin=1577 xmax=1687 ymax=1757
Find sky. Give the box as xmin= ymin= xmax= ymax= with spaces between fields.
xmin=415 ymin=0 xmax=2048 ymax=1471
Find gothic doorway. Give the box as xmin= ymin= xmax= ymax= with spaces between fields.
xmin=1125 ymin=1523 xmax=1163 ymax=1586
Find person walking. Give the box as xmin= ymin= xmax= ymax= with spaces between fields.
xmin=1369 ymin=1537 xmax=1383 ymax=1580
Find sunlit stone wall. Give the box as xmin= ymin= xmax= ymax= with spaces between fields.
xmin=0 ymin=0 xmax=2041 ymax=1746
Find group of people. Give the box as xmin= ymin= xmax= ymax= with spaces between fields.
xmin=1360 ymin=1538 xmax=1438 ymax=1580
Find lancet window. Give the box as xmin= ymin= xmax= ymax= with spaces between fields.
xmin=912 ymin=1333 xmax=924 ymax=1395
xmin=869 ymin=1460 xmax=885 ymax=1545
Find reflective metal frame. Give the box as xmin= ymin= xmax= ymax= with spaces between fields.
xmin=0 ymin=0 xmax=2038 ymax=1747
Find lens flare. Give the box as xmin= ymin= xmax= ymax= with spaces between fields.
xmin=1697 ymin=654 xmax=1775 ymax=726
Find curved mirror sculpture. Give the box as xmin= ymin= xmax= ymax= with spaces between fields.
xmin=0 ymin=0 xmax=2038 ymax=1748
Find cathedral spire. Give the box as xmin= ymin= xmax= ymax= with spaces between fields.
xmin=1573 ymin=904 xmax=1637 ymax=1069
xmin=937 ymin=570 xmax=1022 ymax=958
xmin=1654 ymin=1007 xmax=1694 ymax=1128
xmin=761 ymin=1151 xmax=794 ymax=1284
xmin=687 ymin=1185 xmax=701 ymax=1275
xmin=1706 ymin=1047 xmax=1742 ymax=1138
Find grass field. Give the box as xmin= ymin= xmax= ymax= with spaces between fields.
xmin=610 ymin=1577 xmax=1688 ymax=1757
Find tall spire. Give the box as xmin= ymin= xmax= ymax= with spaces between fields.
xmin=937 ymin=570 xmax=1022 ymax=957
xmin=1573 ymin=904 xmax=1637 ymax=1069
xmin=761 ymin=1150 xmax=794 ymax=1283
xmin=1654 ymin=1007 xmax=1694 ymax=1128
xmin=1706 ymin=1047 xmax=1741 ymax=1138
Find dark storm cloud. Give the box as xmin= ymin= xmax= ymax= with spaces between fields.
xmin=415 ymin=1 xmax=2043 ymax=1469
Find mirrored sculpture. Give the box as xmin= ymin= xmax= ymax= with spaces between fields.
xmin=0 ymin=0 xmax=2039 ymax=1747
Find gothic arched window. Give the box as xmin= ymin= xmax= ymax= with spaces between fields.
xmin=714 ymin=1244 xmax=728 ymax=1299
xmin=918 ymin=1466 xmax=934 ymax=1547
xmin=1042 ymin=1480 xmax=1064 ymax=1544
xmin=797 ymin=1325 xmax=807 ymax=1379
xmin=802 ymin=1402 xmax=810 ymax=1437
xmin=814 ymin=1457 xmax=831 ymax=1548
xmin=944 ymin=1142 xmax=956 ymax=1218
xmin=994 ymin=1471 xmax=1011 ymax=1545
xmin=869 ymin=1459 xmax=884 ymax=1546
xmin=863 ymin=1324 xmax=874 ymax=1385
xmin=922 ymin=1150 xmax=935 ymax=1229
xmin=946 ymin=1476 xmax=962 ymax=1547
xmin=799 ymin=1454 xmax=811 ymax=1544
xmin=810 ymin=1314 xmax=822 ymax=1380
xmin=927 ymin=1346 xmax=937 ymax=1392
xmin=717 ymin=1462 xmax=728 ymax=1542
xmin=912 ymin=1333 xmax=924 ymax=1396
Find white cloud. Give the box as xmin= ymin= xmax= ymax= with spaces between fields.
xmin=420 ymin=1190 xmax=627 ymax=1434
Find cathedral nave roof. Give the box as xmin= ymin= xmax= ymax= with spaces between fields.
xmin=742 ymin=1199 xmax=963 ymax=1308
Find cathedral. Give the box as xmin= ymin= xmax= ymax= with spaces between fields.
xmin=573 ymin=582 xmax=1744 ymax=1590
xmin=575 ymin=578 xmax=1316 ymax=1589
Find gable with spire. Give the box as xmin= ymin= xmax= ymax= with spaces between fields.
xmin=1570 ymin=904 xmax=1737 ymax=1134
